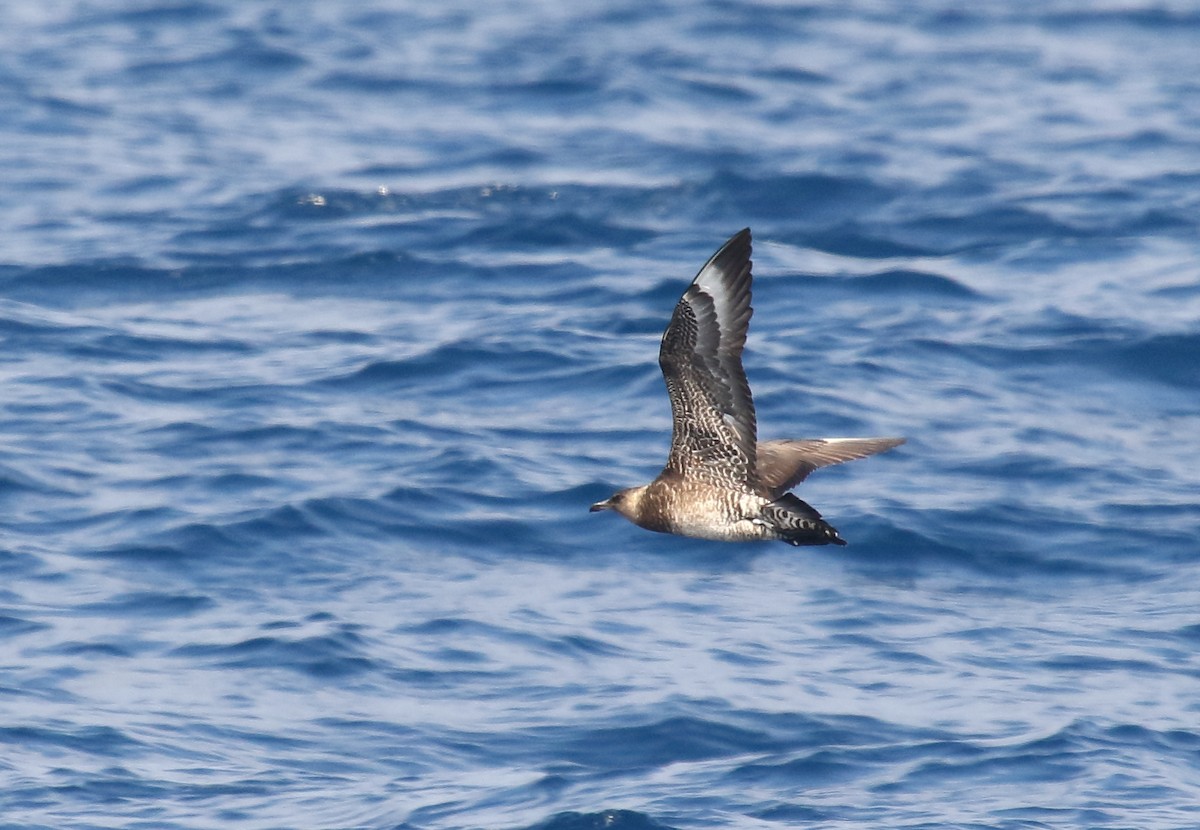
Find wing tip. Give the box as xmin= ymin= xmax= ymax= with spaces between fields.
xmin=692 ymin=231 xmax=754 ymax=313
xmin=823 ymin=436 xmax=906 ymax=450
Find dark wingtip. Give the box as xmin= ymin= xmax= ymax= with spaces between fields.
xmin=701 ymin=229 xmax=752 ymax=275
xmin=723 ymin=227 xmax=752 ymax=254
xmin=696 ymin=229 xmax=754 ymax=299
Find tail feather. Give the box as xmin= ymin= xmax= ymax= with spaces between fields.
xmin=760 ymin=494 xmax=847 ymax=546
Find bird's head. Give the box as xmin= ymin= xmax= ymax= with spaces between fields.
xmin=589 ymin=485 xmax=648 ymax=522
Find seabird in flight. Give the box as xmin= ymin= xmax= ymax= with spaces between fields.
xmin=590 ymin=228 xmax=902 ymax=545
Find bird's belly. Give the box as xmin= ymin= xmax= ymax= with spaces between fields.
xmin=657 ymin=492 xmax=774 ymax=541
xmin=669 ymin=517 xmax=773 ymax=542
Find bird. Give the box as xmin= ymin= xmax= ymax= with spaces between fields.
xmin=590 ymin=228 xmax=903 ymax=545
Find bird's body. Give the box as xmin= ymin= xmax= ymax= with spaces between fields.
xmin=590 ymin=228 xmax=902 ymax=546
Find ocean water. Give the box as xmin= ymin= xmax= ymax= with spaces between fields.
xmin=2 ymin=2 xmax=1199 ymax=828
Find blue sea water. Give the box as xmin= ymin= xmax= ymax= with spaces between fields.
xmin=2 ymin=1 xmax=1200 ymax=828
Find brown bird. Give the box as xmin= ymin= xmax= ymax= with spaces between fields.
xmin=590 ymin=228 xmax=902 ymax=545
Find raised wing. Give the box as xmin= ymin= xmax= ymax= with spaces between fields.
xmin=658 ymin=229 xmax=757 ymax=489
xmin=756 ymin=437 xmax=905 ymax=498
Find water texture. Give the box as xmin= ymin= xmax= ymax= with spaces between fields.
xmin=2 ymin=2 xmax=1199 ymax=828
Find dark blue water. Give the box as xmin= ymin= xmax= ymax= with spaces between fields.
xmin=3 ymin=3 xmax=1199 ymax=828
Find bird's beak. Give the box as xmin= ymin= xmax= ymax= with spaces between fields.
xmin=590 ymin=498 xmax=613 ymax=512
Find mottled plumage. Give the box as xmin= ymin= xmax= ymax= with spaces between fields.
xmin=591 ymin=228 xmax=903 ymax=545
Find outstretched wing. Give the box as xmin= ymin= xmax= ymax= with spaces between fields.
xmin=756 ymin=437 xmax=905 ymax=498
xmin=658 ymin=229 xmax=757 ymax=489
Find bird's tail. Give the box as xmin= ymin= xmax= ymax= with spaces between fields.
xmin=761 ymin=494 xmax=847 ymax=546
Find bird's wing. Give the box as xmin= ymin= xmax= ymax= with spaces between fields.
xmin=756 ymin=437 xmax=905 ymax=498
xmin=658 ymin=228 xmax=757 ymax=489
